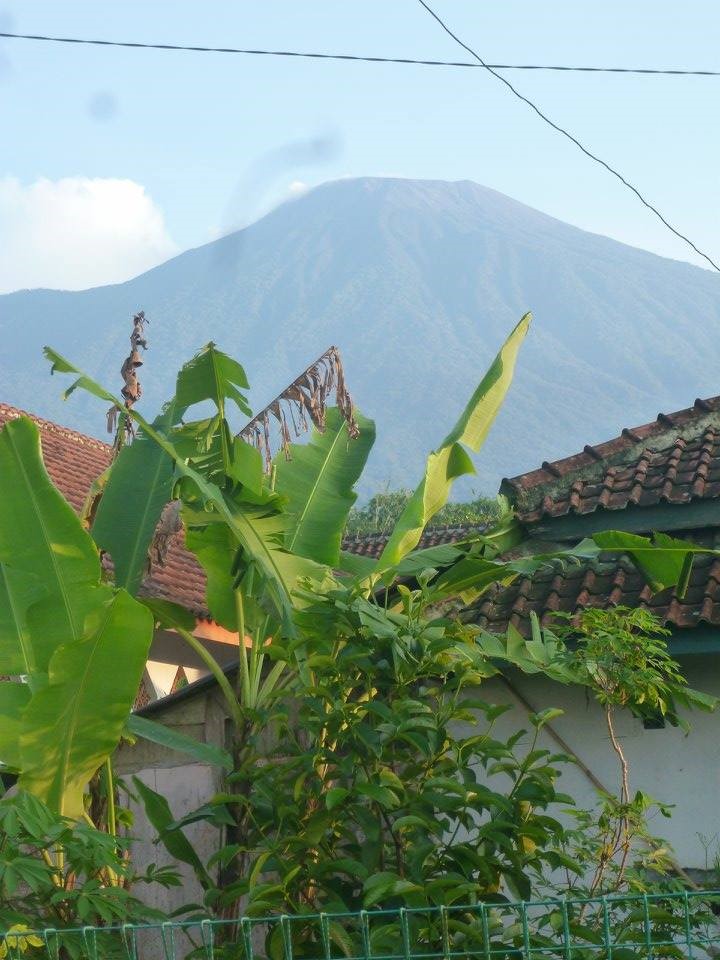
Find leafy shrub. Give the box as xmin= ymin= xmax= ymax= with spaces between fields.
xmin=0 ymin=791 xmax=178 ymax=951
xmin=345 ymin=489 xmax=499 ymax=536
xmin=228 ymin=585 xmax=576 ymax=916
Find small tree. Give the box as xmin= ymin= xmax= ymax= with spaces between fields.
xmin=478 ymin=606 xmax=717 ymax=897
xmin=234 ymin=582 xmax=575 ymax=918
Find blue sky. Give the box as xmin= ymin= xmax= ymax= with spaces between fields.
xmin=1 ymin=0 xmax=718 ymax=289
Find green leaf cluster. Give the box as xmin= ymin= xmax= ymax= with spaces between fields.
xmin=215 ymin=589 xmax=574 ymax=918
xmin=0 ymin=791 xmax=177 ymax=946
xmin=0 ymin=418 xmax=153 ymax=819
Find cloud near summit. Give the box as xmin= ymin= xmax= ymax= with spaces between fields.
xmin=0 ymin=176 xmax=178 ymax=293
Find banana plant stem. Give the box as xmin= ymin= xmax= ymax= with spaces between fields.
xmin=177 ymin=625 xmax=242 ymax=727
xmin=105 ymin=758 xmax=117 ymax=838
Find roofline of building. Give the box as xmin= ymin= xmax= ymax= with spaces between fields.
xmin=502 ymin=395 xmax=720 ymax=499
xmin=0 ymin=402 xmax=112 ymax=453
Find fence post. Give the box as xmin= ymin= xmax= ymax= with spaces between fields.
xmin=601 ymin=898 xmax=613 ymax=960
xmin=200 ymin=918 xmax=215 ymax=960
xmin=319 ymin=913 xmax=332 ymax=960
xmin=359 ymin=910 xmax=371 ymax=960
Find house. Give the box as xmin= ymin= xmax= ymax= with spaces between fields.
xmin=474 ymin=394 xmax=720 ymax=648
xmin=119 ymin=394 xmax=720 ymax=900
xmin=3 ymin=395 xmax=720 ymax=901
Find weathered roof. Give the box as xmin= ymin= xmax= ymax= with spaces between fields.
xmin=0 ymin=403 xmax=209 ymax=617
xmin=478 ymin=395 xmax=720 ymax=636
xmin=502 ymin=396 xmax=720 ymax=524
xmin=0 ymin=403 xmax=112 ymax=513
xmin=341 ymin=523 xmax=488 ymax=559
xmin=468 ymin=545 xmax=720 ymax=637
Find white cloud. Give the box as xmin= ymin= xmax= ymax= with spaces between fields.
xmin=0 ymin=176 xmax=178 ymax=293
xmin=288 ymin=180 xmax=309 ymax=196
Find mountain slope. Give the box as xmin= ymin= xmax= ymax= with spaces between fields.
xmin=2 ymin=176 xmax=720 ymax=496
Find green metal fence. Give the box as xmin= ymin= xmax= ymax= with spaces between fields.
xmin=3 ymin=891 xmax=720 ymax=960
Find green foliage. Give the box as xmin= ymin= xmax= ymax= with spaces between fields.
xmin=39 ymin=322 xmax=720 ymax=942
xmin=45 ymin=344 xmax=329 ymax=637
xmin=591 ymin=531 xmax=706 ymax=595
xmin=478 ymin=607 xmax=717 ymax=730
xmin=560 ymin=607 xmax=717 ymax=725
xmin=478 ymin=607 xmax=716 ymax=898
xmin=18 ymin=592 xmax=152 ymax=819
xmin=213 ymin=583 xmax=573 ymax=916
xmin=0 ymin=791 xmax=177 ymax=950
xmin=0 ymin=417 xmax=100 ymax=679
xmin=345 ymin=489 xmax=500 ymax=536
xmin=0 ymin=418 xmax=153 ymax=819
xmin=91 ymin=417 xmax=175 ymax=594
xmin=374 ymin=313 xmax=530 ymax=573
xmin=124 ymin=715 xmax=233 ymax=772
xmin=275 ymin=409 xmax=376 ymax=565
xmin=164 ymin=595 xmax=717 ymax=935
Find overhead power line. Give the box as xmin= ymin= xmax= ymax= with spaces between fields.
xmin=0 ymin=30 xmax=718 ymax=76
xmin=416 ymin=0 xmax=720 ymax=273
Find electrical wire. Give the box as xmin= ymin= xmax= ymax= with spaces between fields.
xmin=416 ymin=0 xmax=720 ymax=273
xmin=0 ymin=30 xmax=718 ymax=76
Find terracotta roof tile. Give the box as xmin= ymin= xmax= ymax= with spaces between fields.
xmin=503 ymin=396 xmax=720 ymax=524
xmin=467 ymin=538 xmax=720 ymax=637
xmin=341 ymin=523 xmax=489 ymax=560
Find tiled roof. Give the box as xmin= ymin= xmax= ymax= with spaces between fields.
xmin=0 ymin=403 xmax=112 ymax=513
xmin=468 ymin=548 xmax=720 ymax=636
xmin=503 ymin=396 xmax=720 ymax=524
xmin=137 ymin=530 xmax=207 ymax=616
xmin=341 ymin=524 xmax=488 ymax=559
xmin=0 ymin=403 xmax=209 ymax=617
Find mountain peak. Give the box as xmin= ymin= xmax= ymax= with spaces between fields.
xmin=2 ymin=176 xmax=719 ymax=496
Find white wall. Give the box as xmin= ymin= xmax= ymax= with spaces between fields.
xmin=115 ymin=687 xmax=227 ymax=916
xmin=115 ymin=653 xmax=720 ymax=920
xmin=476 ymin=655 xmax=720 ymax=870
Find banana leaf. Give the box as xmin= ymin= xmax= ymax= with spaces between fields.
xmin=275 ymin=409 xmax=375 ymax=566
xmin=183 ymin=521 xmax=240 ymax=630
xmin=126 ymin=714 xmax=232 ymax=771
xmin=174 ymin=342 xmax=251 ymax=420
xmin=0 ymin=417 xmax=101 ymax=676
xmin=91 ymin=418 xmax=175 ymax=594
xmin=0 ymin=681 xmax=31 ymax=771
xmin=591 ymin=530 xmax=707 ymax=596
xmin=44 ymin=348 xmax=326 ymax=634
xmin=19 ymin=589 xmax=153 ymax=818
xmin=0 ymin=565 xmax=38 ymax=678
xmin=374 ymin=313 xmax=530 ymax=574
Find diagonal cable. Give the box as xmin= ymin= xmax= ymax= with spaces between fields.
xmin=416 ymin=0 xmax=720 ymax=272
xmin=0 ymin=30 xmax=719 ymax=76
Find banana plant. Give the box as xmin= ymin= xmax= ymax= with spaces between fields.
xmin=38 ymin=315 xmax=720 ymax=917
xmin=45 ymin=344 xmax=330 ymax=637
xmin=0 ymin=417 xmax=153 ymax=820
xmin=43 ymin=316 xmax=712 ymax=645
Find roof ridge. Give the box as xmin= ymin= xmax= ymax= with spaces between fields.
xmin=503 ymin=394 xmax=720 ymax=497
xmin=0 ymin=402 xmax=111 ymax=452
xmin=343 ymin=520 xmax=487 ymax=545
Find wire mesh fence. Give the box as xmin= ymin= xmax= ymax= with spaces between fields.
xmin=3 ymin=891 xmax=720 ymax=960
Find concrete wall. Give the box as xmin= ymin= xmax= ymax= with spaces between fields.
xmin=477 ymin=655 xmax=720 ymax=871
xmin=115 ymin=685 xmax=228 ymax=915
xmin=115 ymin=653 xmax=720 ymax=915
